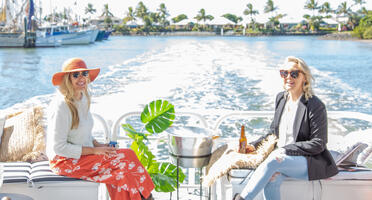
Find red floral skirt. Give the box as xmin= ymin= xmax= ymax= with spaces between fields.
xmin=49 ymin=149 xmax=154 ymax=200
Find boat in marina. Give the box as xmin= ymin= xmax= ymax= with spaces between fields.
xmin=0 ymin=0 xmax=24 ymax=47
xmin=95 ymin=30 xmax=105 ymax=41
xmin=88 ymin=29 xmax=100 ymax=43
xmin=37 ymin=25 xmax=97 ymax=45
xmin=0 ymin=32 xmax=24 ymax=47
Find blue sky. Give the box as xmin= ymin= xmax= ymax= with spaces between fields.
xmin=41 ymin=0 xmax=372 ymax=23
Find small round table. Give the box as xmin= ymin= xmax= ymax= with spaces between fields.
xmin=0 ymin=193 xmax=33 ymax=200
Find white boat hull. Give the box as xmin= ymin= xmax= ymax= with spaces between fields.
xmin=60 ymin=31 xmax=92 ymax=45
xmin=88 ymin=29 xmax=99 ymax=43
xmin=35 ymin=36 xmax=61 ymax=47
xmin=39 ymin=31 xmax=92 ymax=45
xmin=0 ymin=33 xmax=24 ymax=47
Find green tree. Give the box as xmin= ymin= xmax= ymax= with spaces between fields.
xmin=264 ymin=0 xmax=278 ymax=28
xmin=157 ymin=3 xmax=170 ymax=28
xmin=264 ymin=0 xmax=278 ymax=15
xmin=85 ymin=3 xmax=96 ymax=15
xmin=352 ymin=11 xmax=372 ymax=38
xmin=243 ymin=3 xmax=259 ymax=29
xmin=304 ymin=0 xmax=320 ymax=16
xmin=222 ymin=13 xmax=242 ymax=25
xmin=101 ymin=4 xmax=114 ymax=30
xmin=336 ymin=2 xmax=352 ymax=16
xmin=123 ymin=7 xmax=136 ymax=24
xmin=304 ymin=0 xmax=323 ymax=31
xmin=319 ymin=2 xmax=333 ymax=17
xmin=351 ymin=0 xmax=365 ymax=10
xmin=194 ymin=8 xmax=214 ymax=30
xmin=269 ymin=13 xmax=287 ymax=28
xmin=171 ymin=14 xmax=188 ymax=24
xmin=135 ymin=1 xmax=149 ymax=23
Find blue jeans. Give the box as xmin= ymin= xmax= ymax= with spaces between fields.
xmin=240 ymin=149 xmax=308 ymax=200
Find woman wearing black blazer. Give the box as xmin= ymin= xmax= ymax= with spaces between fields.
xmin=234 ymin=56 xmax=338 ymax=200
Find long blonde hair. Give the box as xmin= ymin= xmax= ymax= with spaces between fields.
xmin=284 ymin=56 xmax=314 ymax=100
xmin=59 ymin=73 xmax=91 ymax=130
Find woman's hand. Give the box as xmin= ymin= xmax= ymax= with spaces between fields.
xmin=93 ymin=147 xmax=117 ymax=156
xmin=272 ymin=148 xmax=286 ymax=163
xmin=82 ymin=146 xmax=116 ymax=156
xmin=246 ymin=144 xmax=256 ymax=153
xmin=93 ymin=139 xmax=109 ymax=147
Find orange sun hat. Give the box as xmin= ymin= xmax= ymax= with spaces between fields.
xmin=52 ymin=58 xmax=100 ymax=86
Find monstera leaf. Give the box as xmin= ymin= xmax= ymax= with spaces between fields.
xmin=150 ymin=162 xmax=186 ymax=192
xmin=122 ymin=100 xmax=185 ymax=192
xmin=141 ymin=100 xmax=175 ymax=134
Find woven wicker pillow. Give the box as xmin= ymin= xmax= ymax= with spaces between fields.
xmin=0 ymin=107 xmax=46 ymax=162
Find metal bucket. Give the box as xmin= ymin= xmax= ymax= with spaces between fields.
xmin=167 ymin=126 xmax=213 ymax=168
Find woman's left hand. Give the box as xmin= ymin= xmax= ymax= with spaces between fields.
xmin=93 ymin=139 xmax=109 ymax=147
xmin=272 ymin=148 xmax=286 ymax=163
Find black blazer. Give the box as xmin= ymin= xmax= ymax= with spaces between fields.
xmin=253 ymin=91 xmax=338 ymax=180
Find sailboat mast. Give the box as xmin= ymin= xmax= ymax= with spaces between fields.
xmin=0 ymin=0 xmax=7 ymax=23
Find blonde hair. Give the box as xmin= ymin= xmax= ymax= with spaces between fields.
xmin=283 ymin=56 xmax=314 ymax=100
xmin=59 ymin=73 xmax=91 ymax=130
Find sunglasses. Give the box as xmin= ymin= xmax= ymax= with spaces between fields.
xmin=279 ymin=70 xmax=302 ymax=79
xmin=71 ymin=71 xmax=89 ymax=79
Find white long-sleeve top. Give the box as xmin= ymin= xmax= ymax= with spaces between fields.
xmin=46 ymin=91 xmax=94 ymax=159
xmin=277 ymin=96 xmax=301 ymax=148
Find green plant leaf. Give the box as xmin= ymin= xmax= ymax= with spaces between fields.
xmin=141 ymin=100 xmax=175 ymax=134
xmin=150 ymin=162 xmax=186 ymax=192
xmin=121 ymin=100 xmax=182 ymax=192
xmin=122 ymin=124 xmax=148 ymax=140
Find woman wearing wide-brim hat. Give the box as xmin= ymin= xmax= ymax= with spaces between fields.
xmin=46 ymin=58 xmax=154 ymax=200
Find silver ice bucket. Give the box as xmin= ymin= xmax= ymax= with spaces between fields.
xmin=167 ymin=126 xmax=213 ymax=168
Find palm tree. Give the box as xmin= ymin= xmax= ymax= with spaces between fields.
xmin=84 ymin=3 xmax=96 ymax=25
xmin=171 ymin=14 xmax=188 ymax=24
xmin=264 ymin=0 xmax=278 ymax=28
xmin=243 ymin=3 xmax=259 ymax=30
xmin=157 ymin=3 xmax=170 ymax=28
xmin=264 ymin=0 xmax=278 ymax=15
xmin=101 ymin=4 xmax=114 ymax=30
xmin=135 ymin=1 xmax=148 ymax=22
xmin=85 ymin=3 xmax=96 ymax=15
xmin=123 ymin=7 xmax=136 ymax=25
xmin=351 ymin=0 xmax=365 ymax=10
xmin=194 ymin=8 xmax=214 ymax=29
xmin=222 ymin=14 xmax=242 ymax=25
xmin=304 ymin=0 xmax=320 ymax=17
xmin=359 ymin=7 xmax=368 ymax=15
xmin=335 ymin=2 xmax=352 ymax=31
xmin=336 ymin=2 xmax=351 ymax=16
xmin=319 ymin=2 xmax=333 ymax=16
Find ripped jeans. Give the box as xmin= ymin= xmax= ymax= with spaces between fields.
xmin=240 ymin=149 xmax=308 ymax=200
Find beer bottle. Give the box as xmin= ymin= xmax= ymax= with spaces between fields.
xmin=239 ymin=125 xmax=247 ymax=153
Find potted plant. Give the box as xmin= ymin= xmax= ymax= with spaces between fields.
xmin=121 ymin=99 xmax=186 ymax=192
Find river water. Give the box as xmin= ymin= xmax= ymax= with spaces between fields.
xmin=1 ymin=36 xmax=372 ymax=138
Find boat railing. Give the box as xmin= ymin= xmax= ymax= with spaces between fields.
xmin=110 ymin=110 xmax=372 ymax=197
xmin=111 ymin=111 xmax=209 ymax=191
xmin=212 ymin=110 xmax=372 ymax=135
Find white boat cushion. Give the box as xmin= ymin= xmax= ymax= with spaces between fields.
xmin=328 ymin=130 xmax=372 ymax=166
xmin=344 ymin=129 xmax=372 ymax=165
xmin=2 ymin=161 xmax=80 ymax=184
xmin=228 ymin=167 xmax=372 ymax=182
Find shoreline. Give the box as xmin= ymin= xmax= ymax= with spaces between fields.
xmin=112 ymin=31 xmax=328 ymax=37
xmin=111 ymin=31 xmax=372 ymax=42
